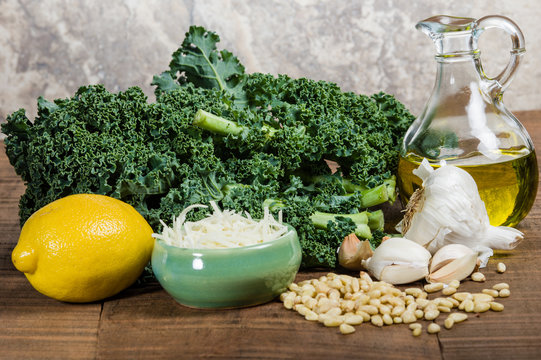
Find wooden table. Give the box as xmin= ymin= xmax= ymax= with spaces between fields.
xmin=1 ymin=110 xmax=541 ymax=360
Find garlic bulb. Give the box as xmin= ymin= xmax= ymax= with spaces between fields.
xmin=427 ymin=244 xmax=478 ymax=283
xmin=338 ymin=234 xmax=374 ymax=270
xmin=397 ymin=159 xmax=523 ymax=267
xmin=362 ymin=237 xmax=431 ymax=285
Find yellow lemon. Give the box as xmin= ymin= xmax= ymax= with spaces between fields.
xmin=11 ymin=194 xmax=154 ymax=303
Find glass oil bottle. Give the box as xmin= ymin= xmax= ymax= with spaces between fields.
xmin=398 ymin=15 xmax=538 ymax=226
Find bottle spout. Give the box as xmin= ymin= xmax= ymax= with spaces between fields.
xmin=416 ymin=15 xmax=477 ymax=56
xmin=416 ymin=15 xmax=476 ymax=36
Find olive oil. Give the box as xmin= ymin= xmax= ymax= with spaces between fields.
xmin=397 ymin=149 xmax=538 ymax=227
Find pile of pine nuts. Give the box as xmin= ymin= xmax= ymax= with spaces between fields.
xmin=280 ymin=266 xmax=509 ymax=336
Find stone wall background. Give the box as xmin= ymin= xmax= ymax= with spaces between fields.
xmin=1 ymin=0 xmax=540 ymax=128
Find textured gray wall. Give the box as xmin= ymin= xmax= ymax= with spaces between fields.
xmin=1 ymin=0 xmax=540 ymax=127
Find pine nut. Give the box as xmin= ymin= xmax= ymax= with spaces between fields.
xmin=288 ymin=283 xmax=300 ymax=292
xmin=439 ymin=299 xmax=454 ymax=308
xmin=442 ymin=286 xmax=457 ymax=296
xmin=474 ymin=302 xmax=491 ymax=313
xmin=295 ymin=304 xmax=310 ymax=316
xmin=471 ymin=272 xmax=486 ymax=282
xmin=453 ymin=292 xmax=473 ymax=302
xmin=302 ymin=284 xmax=316 ymax=296
xmin=412 ymin=327 xmax=422 ymax=337
xmin=326 ymin=307 xmax=342 ymax=317
xmin=405 ymin=288 xmax=424 ymax=298
xmin=371 ymin=314 xmax=384 ymax=327
xmin=437 ymin=305 xmax=451 ymax=313
xmin=416 ymin=298 xmax=430 ymax=309
xmin=323 ymin=316 xmax=344 ymax=327
xmin=499 ymin=289 xmax=511 ymax=298
xmin=383 ymin=313 xmax=394 ymax=325
xmin=329 ymin=278 xmax=343 ymax=289
xmin=315 ymin=281 xmax=330 ymax=294
xmin=446 ymin=297 xmax=460 ymax=308
xmin=379 ymin=304 xmax=392 ymax=315
xmin=393 ymin=316 xmax=403 ymax=324
xmin=358 ymin=305 xmax=379 ymax=315
xmin=427 ymin=323 xmax=441 ymax=334
xmin=341 ymin=300 xmax=355 ymax=313
xmin=407 ymin=302 xmax=418 ymax=312
xmin=449 ymin=313 xmax=468 ymax=323
xmin=283 ymin=292 xmax=296 ymax=309
xmin=415 ymin=309 xmax=424 ymax=319
xmin=424 ymin=282 xmax=444 ymax=293
xmin=328 ymin=288 xmax=340 ymax=301
xmin=448 ymin=280 xmax=461 ymax=288
xmin=464 ymin=299 xmax=475 ymax=313
xmin=344 ymin=313 xmax=364 ymax=325
xmin=473 ymin=293 xmax=494 ymax=303
xmin=354 ymin=294 xmax=370 ymax=306
xmin=305 ymin=298 xmax=317 ymax=310
xmin=409 ymin=323 xmax=422 ymax=330
xmin=359 ymin=271 xmax=372 ymax=284
xmin=405 ymin=295 xmax=415 ymax=305
xmin=444 ymin=317 xmax=454 ymax=329
xmin=497 ymin=262 xmax=507 ymax=273
xmin=402 ymin=310 xmax=417 ymax=324
xmin=424 ymin=309 xmax=440 ymax=321
xmin=490 ymin=302 xmax=504 ymax=312
xmin=305 ymin=310 xmax=319 ymax=321
xmin=339 ymin=323 xmax=356 ymax=335
xmin=356 ymin=310 xmax=371 ymax=322
xmin=391 ymin=305 xmax=406 ymax=317
xmin=368 ymin=289 xmax=382 ymax=299
xmin=492 ymin=283 xmax=509 ymax=291
xmin=482 ymin=289 xmax=499 ymax=298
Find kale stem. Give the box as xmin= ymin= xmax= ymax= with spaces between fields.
xmin=367 ymin=209 xmax=384 ymax=231
xmin=194 ymin=109 xmax=244 ymax=136
xmin=194 ymin=109 xmax=277 ymax=138
xmin=310 ymin=211 xmax=372 ymax=239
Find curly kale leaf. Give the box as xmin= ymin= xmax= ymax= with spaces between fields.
xmin=153 ymin=25 xmax=246 ymax=105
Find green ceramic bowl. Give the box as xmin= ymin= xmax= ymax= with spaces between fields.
xmin=151 ymin=225 xmax=301 ymax=309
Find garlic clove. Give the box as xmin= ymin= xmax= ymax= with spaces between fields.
xmin=379 ymin=264 xmax=429 ymax=285
xmin=429 ymin=243 xmax=478 ymax=273
xmin=362 ymin=237 xmax=431 ymax=284
xmin=427 ymin=250 xmax=478 ymax=284
xmin=338 ymin=233 xmax=373 ymax=270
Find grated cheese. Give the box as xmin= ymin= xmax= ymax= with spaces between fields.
xmin=152 ymin=201 xmax=288 ymax=249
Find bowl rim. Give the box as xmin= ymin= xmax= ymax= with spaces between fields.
xmin=153 ymin=223 xmax=298 ymax=253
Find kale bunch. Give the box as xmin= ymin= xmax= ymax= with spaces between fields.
xmin=2 ymin=26 xmax=415 ymax=268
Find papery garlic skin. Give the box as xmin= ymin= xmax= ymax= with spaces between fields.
xmin=397 ymin=159 xmax=523 ymax=267
xmin=338 ymin=234 xmax=373 ymax=271
xmin=362 ymin=237 xmax=431 ymax=285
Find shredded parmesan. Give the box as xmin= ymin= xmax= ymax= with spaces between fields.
xmin=152 ymin=202 xmax=288 ymax=249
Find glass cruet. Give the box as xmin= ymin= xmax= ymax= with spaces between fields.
xmin=397 ymin=15 xmax=538 ymax=227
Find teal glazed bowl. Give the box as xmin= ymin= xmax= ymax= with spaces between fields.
xmin=151 ymin=225 xmax=301 ymax=309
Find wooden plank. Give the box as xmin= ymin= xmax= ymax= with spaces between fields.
xmin=0 ymin=272 xmax=102 ymax=360
xmin=96 ymin=279 xmax=442 ymax=360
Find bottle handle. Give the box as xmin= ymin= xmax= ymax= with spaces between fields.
xmin=473 ymin=15 xmax=525 ymax=94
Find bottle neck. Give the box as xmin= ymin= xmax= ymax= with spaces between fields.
xmin=433 ymin=55 xmax=482 ymax=92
